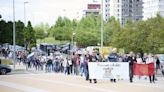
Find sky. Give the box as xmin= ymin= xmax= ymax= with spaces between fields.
xmin=0 ymin=0 xmax=100 ymax=26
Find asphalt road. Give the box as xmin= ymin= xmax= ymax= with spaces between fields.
xmin=0 ymin=73 xmax=164 ymax=92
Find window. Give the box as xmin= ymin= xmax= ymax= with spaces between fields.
xmin=130 ymin=0 xmax=132 ymax=3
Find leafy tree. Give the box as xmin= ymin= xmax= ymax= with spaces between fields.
xmin=15 ymin=20 xmax=25 ymax=46
xmin=24 ymin=21 xmax=36 ymax=49
xmin=34 ymin=23 xmax=49 ymax=40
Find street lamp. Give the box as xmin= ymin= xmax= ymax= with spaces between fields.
xmin=24 ymin=1 xmax=28 ymax=26
xmin=13 ymin=0 xmax=16 ymax=70
xmin=72 ymin=32 xmax=76 ymax=47
xmin=71 ymin=32 xmax=76 ymax=57
xmin=101 ymin=0 xmax=104 ymax=48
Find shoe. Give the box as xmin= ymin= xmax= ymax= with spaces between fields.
xmin=130 ymin=80 xmax=133 ymax=83
xmin=89 ymin=80 xmax=92 ymax=83
xmin=94 ymin=81 xmax=97 ymax=84
xmin=113 ymin=79 xmax=116 ymax=83
xmin=110 ymin=79 xmax=113 ymax=82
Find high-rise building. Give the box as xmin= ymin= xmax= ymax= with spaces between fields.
xmin=84 ymin=0 xmax=143 ymax=25
xmin=104 ymin=0 xmax=110 ymax=21
xmin=110 ymin=0 xmax=143 ymax=25
xmin=143 ymin=0 xmax=164 ymax=20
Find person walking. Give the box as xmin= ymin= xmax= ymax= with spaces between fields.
xmin=155 ymin=55 xmax=160 ymax=74
xmin=88 ymin=50 xmax=98 ymax=84
xmin=84 ymin=51 xmax=90 ymax=81
xmin=108 ymin=48 xmax=119 ymax=83
xmin=127 ymin=52 xmax=137 ymax=83
xmin=146 ymin=54 xmax=155 ymax=83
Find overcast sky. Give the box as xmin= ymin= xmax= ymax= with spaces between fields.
xmin=0 ymin=0 xmax=100 ymax=26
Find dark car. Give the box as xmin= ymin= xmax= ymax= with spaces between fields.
xmin=0 ymin=64 xmax=12 ymax=75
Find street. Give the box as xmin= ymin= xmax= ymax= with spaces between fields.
xmin=0 ymin=72 xmax=164 ymax=92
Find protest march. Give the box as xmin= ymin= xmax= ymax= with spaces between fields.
xmin=1 ymin=46 xmax=163 ymax=84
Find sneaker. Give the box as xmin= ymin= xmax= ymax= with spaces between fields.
xmin=89 ymin=80 xmax=92 ymax=83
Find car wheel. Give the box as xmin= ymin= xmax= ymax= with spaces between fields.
xmin=0 ymin=69 xmax=7 ymax=75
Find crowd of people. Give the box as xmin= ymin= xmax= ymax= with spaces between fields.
xmin=0 ymin=46 xmax=163 ymax=84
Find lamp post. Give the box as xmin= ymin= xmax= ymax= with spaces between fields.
xmin=101 ymin=0 xmax=104 ymax=48
xmin=71 ymin=32 xmax=76 ymax=57
xmin=24 ymin=1 xmax=28 ymax=26
xmin=72 ymin=32 xmax=76 ymax=48
xmin=13 ymin=0 xmax=16 ymax=70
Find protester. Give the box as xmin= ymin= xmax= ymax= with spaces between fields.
xmin=46 ymin=57 xmax=53 ymax=72
xmin=88 ymin=49 xmax=98 ymax=83
xmin=127 ymin=52 xmax=136 ymax=83
xmin=84 ymin=51 xmax=90 ymax=81
xmin=67 ymin=56 xmax=72 ymax=75
xmin=146 ymin=54 xmax=155 ymax=83
xmin=73 ymin=52 xmax=80 ymax=75
xmin=80 ymin=54 xmax=85 ymax=76
xmin=136 ymin=54 xmax=143 ymax=64
xmin=155 ymin=55 xmax=160 ymax=74
xmin=108 ymin=48 xmax=119 ymax=83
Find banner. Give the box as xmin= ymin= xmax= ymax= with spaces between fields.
xmin=133 ymin=63 xmax=155 ymax=76
xmin=88 ymin=62 xmax=129 ymax=79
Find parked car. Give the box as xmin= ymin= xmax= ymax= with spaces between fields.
xmin=0 ymin=64 xmax=12 ymax=75
xmin=157 ymin=54 xmax=164 ymax=76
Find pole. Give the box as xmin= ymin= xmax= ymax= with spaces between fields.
xmin=13 ymin=0 xmax=16 ymax=70
xmin=101 ymin=0 xmax=104 ymax=48
xmin=24 ymin=2 xmax=28 ymax=26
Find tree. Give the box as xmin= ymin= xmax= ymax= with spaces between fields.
xmin=0 ymin=20 xmax=13 ymax=44
xmin=49 ymin=17 xmax=73 ymax=41
xmin=104 ymin=16 xmax=121 ymax=46
xmin=24 ymin=21 xmax=36 ymax=49
xmin=15 ymin=20 xmax=25 ymax=46
xmin=34 ymin=23 xmax=49 ymax=40
xmin=111 ymin=14 xmax=164 ymax=53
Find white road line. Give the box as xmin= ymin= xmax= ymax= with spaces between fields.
xmin=25 ymin=77 xmax=117 ymax=92
xmin=0 ymin=81 xmax=49 ymax=92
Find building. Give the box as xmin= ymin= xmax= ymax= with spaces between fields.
xmin=83 ymin=0 xmax=110 ymax=21
xmin=143 ymin=0 xmax=164 ymax=20
xmin=83 ymin=0 xmax=143 ymax=25
xmin=110 ymin=0 xmax=143 ymax=25
xmin=104 ymin=0 xmax=110 ymax=21
xmin=84 ymin=4 xmax=101 ymax=17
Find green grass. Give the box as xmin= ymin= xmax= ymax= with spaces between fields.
xmin=1 ymin=59 xmax=13 ymax=65
xmin=37 ymin=37 xmax=69 ymax=45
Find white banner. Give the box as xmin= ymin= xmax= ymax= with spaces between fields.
xmin=88 ymin=62 xmax=129 ymax=79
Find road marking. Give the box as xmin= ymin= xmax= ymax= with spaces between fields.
xmin=0 ymin=81 xmax=49 ymax=92
xmin=25 ymin=77 xmax=117 ymax=92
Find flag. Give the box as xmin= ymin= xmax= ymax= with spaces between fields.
xmin=133 ymin=63 xmax=155 ymax=76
